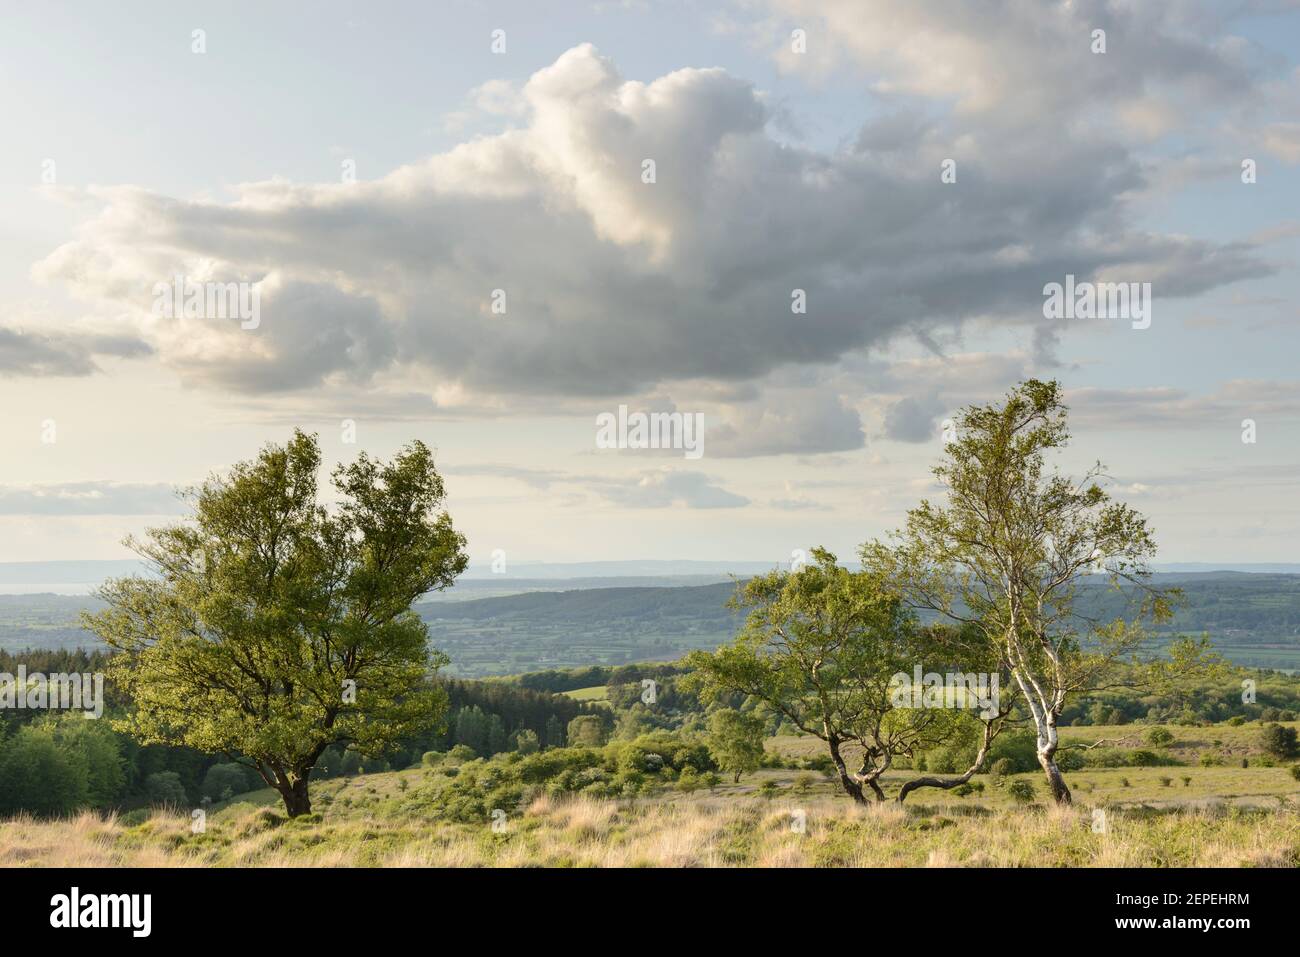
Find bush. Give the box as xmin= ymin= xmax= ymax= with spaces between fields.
xmin=1146 ymin=727 xmax=1175 ymax=746
xmin=989 ymin=758 xmax=1014 ymax=785
xmin=1007 ymin=780 xmax=1035 ymax=804
xmin=1261 ymin=723 xmax=1298 ymax=760
xmin=201 ymin=763 xmax=255 ymax=803
xmin=421 ymin=751 xmax=444 ymax=768
xmin=1290 ymin=765 xmax=1300 ymax=782
xmin=144 ymin=771 xmax=189 ymax=807
xmin=1055 ymin=749 xmax=1085 ymax=772
xmin=1199 ymin=752 xmax=1224 ymax=767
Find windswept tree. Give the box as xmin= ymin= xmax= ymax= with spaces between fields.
xmin=85 ymin=430 xmax=467 ymax=817
xmin=685 ymin=548 xmax=1007 ymax=804
xmin=863 ymin=380 xmax=1175 ymax=805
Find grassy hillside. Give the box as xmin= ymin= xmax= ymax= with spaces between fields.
xmin=3 ymin=713 xmax=1298 ymax=868
xmin=3 ymin=769 xmax=1295 ymax=867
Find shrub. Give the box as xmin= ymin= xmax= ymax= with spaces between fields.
xmin=421 ymin=751 xmax=444 ymax=768
xmin=1055 ymin=749 xmax=1085 ymax=772
xmin=1007 ymin=780 xmax=1035 ymax=804
xmin=1159 ymin=776 xmax=1172 ymax=787
xmin=989 ymin=758 xmax=1014 ymax=786
xmin=1261 ymin=723 xmax=1298 ymax=760
xmin=1146 ymin=727 xmax=1175 ymax=746
xmin=1290 ymin=765 xmax=1300 ymax=782
xmin=1199 ymin=752 xmax=1224 ymax=767
xmin=144 ymin=771 xmax=189 ymax=807
xmin=201 ymin=763 xmax=255 ymax=803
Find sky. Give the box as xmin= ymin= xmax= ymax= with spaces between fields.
xmin=1 ymin=0 xmax=1298 ymax=567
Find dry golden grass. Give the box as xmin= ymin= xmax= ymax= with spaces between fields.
xmin=1 ymin=793 xmax=1297 ymax=867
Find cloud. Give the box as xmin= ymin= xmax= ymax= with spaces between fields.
xmin=1066 ymin=380 xmax=1300 ymax=430
xmin=593 ymin=469 xmax=750 ymax=509
xmin=881 ymin=394 xmax=947 ymax=443
xmin=708 ymin=390 xmax=865 ymax=456
xmin=0 ymin=326 xmax=151 ymax=377
xmin=30 ymin=43 xmax=1270 ymax=417
xmin=444 ymin=461 xmax=749 ymax=509
xmin=0 ymin=482 xmax=184 ymax=515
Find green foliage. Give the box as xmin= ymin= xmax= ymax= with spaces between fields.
xmin=49 ymin=717 xmax=126 ymax=808
xmin=685 ymin=548 xmax=996 ymax=802
xmin=1146 ymin=727 xmax=1175 ymax=746
xmin=0 ymin=724 xmax=90 ymax=817
xmin=706 ymin=708 xmax=765 ymax=783
xmin=1007 ymin=780 xmax=1036 ymax=804
xmin=144 ymin=770 xmax=188 ymax=806
xmin=83 ymin=431 xmax=467 ymax=816
xmin=1261 ymin=723 xmax=1298 ymax=759
xmin=201 ymin=762 xmax=256 ymax=803
xmin=567 ymin=715 xmax=608 ymax=748
xmin=863 ymin=379 xmax=1177 ymax=802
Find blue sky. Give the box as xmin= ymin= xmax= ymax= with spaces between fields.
xmin=1 ymin=0 xmax=1298 ymax=565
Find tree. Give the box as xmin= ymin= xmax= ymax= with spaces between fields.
xmin=863 ymin=380 xmax=1175 ymax=805
xmin=566 ymin=715 xmax=607 ymax=748
xmin=51 ymin=717 xmax=126 ymax=808
xmin=84 ymin=430 xmax=467 ymax=817
xmin=686 ymin=548 xmax=1006 ymax=804
xmin=705 ymin=709 xmax=765 ymax=783
xmin=544 ymin=715 xmax=565 ymax=749
xmin=144 ymin=771 xmax=189 ymax=806
xmin=0 ymin=724 xmax=89 ymax=817
xmin=514 ymin=729 xmax=540 ymax=755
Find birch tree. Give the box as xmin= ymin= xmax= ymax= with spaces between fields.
xmin=862 ymin=380 xmax=1173 ymax=805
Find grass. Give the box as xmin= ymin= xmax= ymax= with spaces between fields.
xmin=562 ymin=685 xmax=610 ymax=703
xmin=2 ymin=787 xmax=1296 ymax=867
xmin=3 ymin=716 xmax=1297 ymax=868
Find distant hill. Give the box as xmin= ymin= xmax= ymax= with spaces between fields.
xmin=5 ymin=570 xmax=1300 ymax=676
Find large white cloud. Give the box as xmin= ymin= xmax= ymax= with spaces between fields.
xmin=29 ymin=36 xmax=1279 ymax=455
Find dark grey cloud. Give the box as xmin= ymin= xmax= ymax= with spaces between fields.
xmin=0 ymin=327 xmax=150 ymax=378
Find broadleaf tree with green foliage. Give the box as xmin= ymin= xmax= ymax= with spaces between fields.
xmin=862 ymin=380 xmax=1180 ymax=805
xmin=686 ymin=548 xmax=1008 ymax=804
xmin=706 ymin=708 xmax=766 ymax=783
xmin=85 ymin=430 xmax=467 ymax=817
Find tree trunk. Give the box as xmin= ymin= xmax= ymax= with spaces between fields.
xmin=1037 ymin=751 xmax=1072 ymax=805
xmin=276 ymin=776 xmax=312 ymax=818
xmin=827 ymin=738 xmax=867 ymax=804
